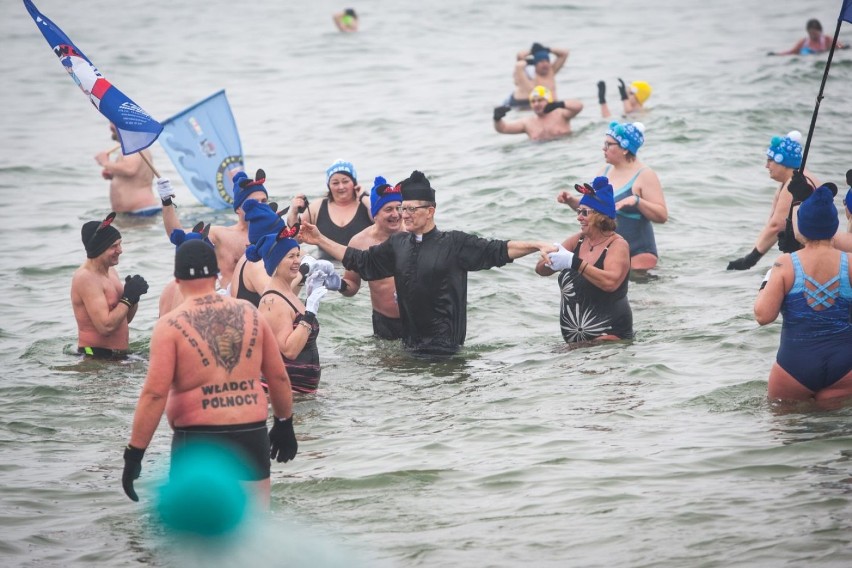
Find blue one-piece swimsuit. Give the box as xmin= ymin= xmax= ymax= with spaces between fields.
xmin=604 ymin=166 xmax=658 ymax=258
xmin=776 ymin=253 xmax=852 ymax=391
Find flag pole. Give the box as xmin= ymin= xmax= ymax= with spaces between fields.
xmin=798 ymin=17 xmax=843 ymax=171
xmin=139 ymin=151 xmax=161 ymax=178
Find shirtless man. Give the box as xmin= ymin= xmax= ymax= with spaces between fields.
xmin=71 ymin=213 xmax=149 ymax=359
xmin=122 ymin=240 xmax=297 ymax=507
xmin=339 ymin=176 xmax=405 ymax=339
xmin=728 ymin=131 xmax=821 ymax=270
xmin=506 ymin=42 xmax=569 ymax=109
xmin=157 ymin=170 xmax=269 ymax=288
xmin=94 ymin=123 xmax=160 ymax=216
xmin=493 ymin=86 xmax=583 ymax=142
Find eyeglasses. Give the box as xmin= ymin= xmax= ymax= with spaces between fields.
xmin=396 ymin=205 xmax=431 ymax=214
xmin=603 ymin=141 xmax=619 ymax=149
xmin=577 ymin=209 xmax=593 ymax=217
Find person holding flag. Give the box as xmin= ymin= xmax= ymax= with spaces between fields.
xmin=95 ymin=123 xmax=160 ymax=215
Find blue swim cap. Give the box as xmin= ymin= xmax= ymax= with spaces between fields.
xmin=765 ymin=131 xmax=803 ymax=169
xmin=233 ymin=169 xmax=269 ymax=212
xmin=370 ymin=176 xmax=402 ymax=217
xmin=326 ymin=159 xmax=357 ymax=186
xmin=244 ymin=199 xmax=285 ymax=245
xmin=578 ymin=176 xmax=616 ymax=219
xmin=606 ymin=121 xmax=645 ymax=155
xmin=797 ymin=185 xmax=839 ymax=240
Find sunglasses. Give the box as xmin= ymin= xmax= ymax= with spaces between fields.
xmin=577 ymin=209 xmax=593 ymax=217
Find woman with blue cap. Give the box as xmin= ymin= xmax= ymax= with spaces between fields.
xmin=727 ymin=131 xmax=822 ymax=270
xmin=289 ymin=159 xmax=373 ymax=261
xmin=536 ymin=176 xmax=634 ymax=344
xmin=754 ymin=185 xmax=852 ymax=407
xmin=248 ymin=227 xmax=339 ymax=393
xmin=556 ymin=121 xmax=667 ymax=271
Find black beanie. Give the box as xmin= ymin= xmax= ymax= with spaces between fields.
xmin=81 ymin=213 xmax=121 ymax=259
xmin=400 ymin=170 xmax=436 ymax=202
xmin=175 ymin=240 xmax=219 ymax=280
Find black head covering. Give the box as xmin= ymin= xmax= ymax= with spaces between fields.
xmin=81 ymin=213 xmax=121 ymax=259
xmin=400 ymin=170 xmax=436 ymax=202
xmin=175 ymin=239 xmax=219 ymax=280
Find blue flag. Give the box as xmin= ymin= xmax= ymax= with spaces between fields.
xmin=842 ymin=0 xmax=852 ymax=24
xmin=23 ymin=0 xmax=162 ymax=155
xmin=160 ymin=91 xmax=245 ymax=210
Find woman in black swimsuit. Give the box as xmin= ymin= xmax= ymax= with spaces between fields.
xmin=247 ymin=228 xmax=329 ymax=393
xmin=536 ymin=176 xmax=633 ymax=343
xmin=294 ymin=159 xmax=373 ymax=260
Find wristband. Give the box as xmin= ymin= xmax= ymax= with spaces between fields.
xmin=338 ymin=280 xmax=349 ymax=294
xmin=634 ymin=194 xmax=640 ymax=206
xmin=161 ymin=197 xmax=173 ymax=206
xmin=119 ymin=297 xmax=133 ymax=308
xmin=297 ymin=320 xmax=312 ymax=331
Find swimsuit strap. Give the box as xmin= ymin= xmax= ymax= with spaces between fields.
xmin=792 ymin=252 xmax=841 ymax=309
xmin=260 ymin=289 xmax=301 ymax=315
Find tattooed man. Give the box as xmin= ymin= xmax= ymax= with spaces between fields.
xmin=122 ymin=240 xmax=297 ymax=507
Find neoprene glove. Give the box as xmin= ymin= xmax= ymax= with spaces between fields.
xmin=121 ymin=275 xmax=149 ymax=306
xmin=547 ymin=243 xmax=582 ymax=271
xmin=156 ymin=178 xmax=175 ymax=205
xmin=597 ymin=81 xmax=606 ymax=104
xmin=122 ymin=445 xmax=144 ymax=502
xmin=787 ymin=170 xmax=813 ymax=203
xmin=544 ymin=101 xmax=566 ymax=114
xmin=618 ymin=78 xmax=628 ymax=101
xmin=269 ymin=417 xmax=298 ymax=463
xmin=305 ymin=286 xmax=328 ymax=315
xmin=493 ymin=105 xmax=511 ymax=122
xmin=726 ymin=248 xmax=763 ymax=270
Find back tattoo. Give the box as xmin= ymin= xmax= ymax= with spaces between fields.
xmin=182 ymin=297 xmax=247 ymax=372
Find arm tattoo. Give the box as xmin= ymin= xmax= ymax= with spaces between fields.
xmin=181 ymin=302 xmax=246 ymax=372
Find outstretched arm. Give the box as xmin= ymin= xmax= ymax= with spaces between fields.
xmin=507 ymin=240 xmax=552 ymax=260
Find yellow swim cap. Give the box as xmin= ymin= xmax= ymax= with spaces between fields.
xmin=529 ymin=85 xmax=553 ymax=103
xmin=630 ymin=81 xmax=652 ymax=104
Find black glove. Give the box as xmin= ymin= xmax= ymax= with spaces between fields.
xmin=767 ymin=51 xmax=777 ymax=56
xmin=618 ymin=78 xmax=628 ymax=101
xmin=493 ymin=105 xmax=511 ymax=122
xmin=120 ymin=274 xmax=149 ymax=307
xmin=847 ymin=169 xmax=852 ymax=187
xmin=727 ymin=248 xmax=763 ymax=270
xmin=269 ymin=417 xmax=298 ymax=463
xmin=544 ymin=101 xmax=566 ymax=114
xmin=530 ymin=42 xmax=548 ymax=54
xmin=597 ymin=81 xmax=606 ymax=104
xmin=122 ymin=445 xmax=145 ymax=502
xmin=787 ymin=170 xmax=813 ymax=203
xmin=777 ymin=224 xmax=803 ymax=254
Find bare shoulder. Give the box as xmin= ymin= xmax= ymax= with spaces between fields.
xmin=348 ymin=225 xmax=381 ymax=249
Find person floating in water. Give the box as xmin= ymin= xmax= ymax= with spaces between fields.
xmin=333 ymin=8 xmax=358 ymax=32
xmin=598 ymin=79 xmax=651 ymax=118
xmin=768 ymin=19 xmax=846 ymax=55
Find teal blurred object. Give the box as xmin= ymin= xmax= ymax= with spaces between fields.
xmin=156 ymin=443 xmax=251 ymax=537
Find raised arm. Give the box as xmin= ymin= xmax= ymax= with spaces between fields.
xmin=549 ymin=47 xmax=569 ymax=74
